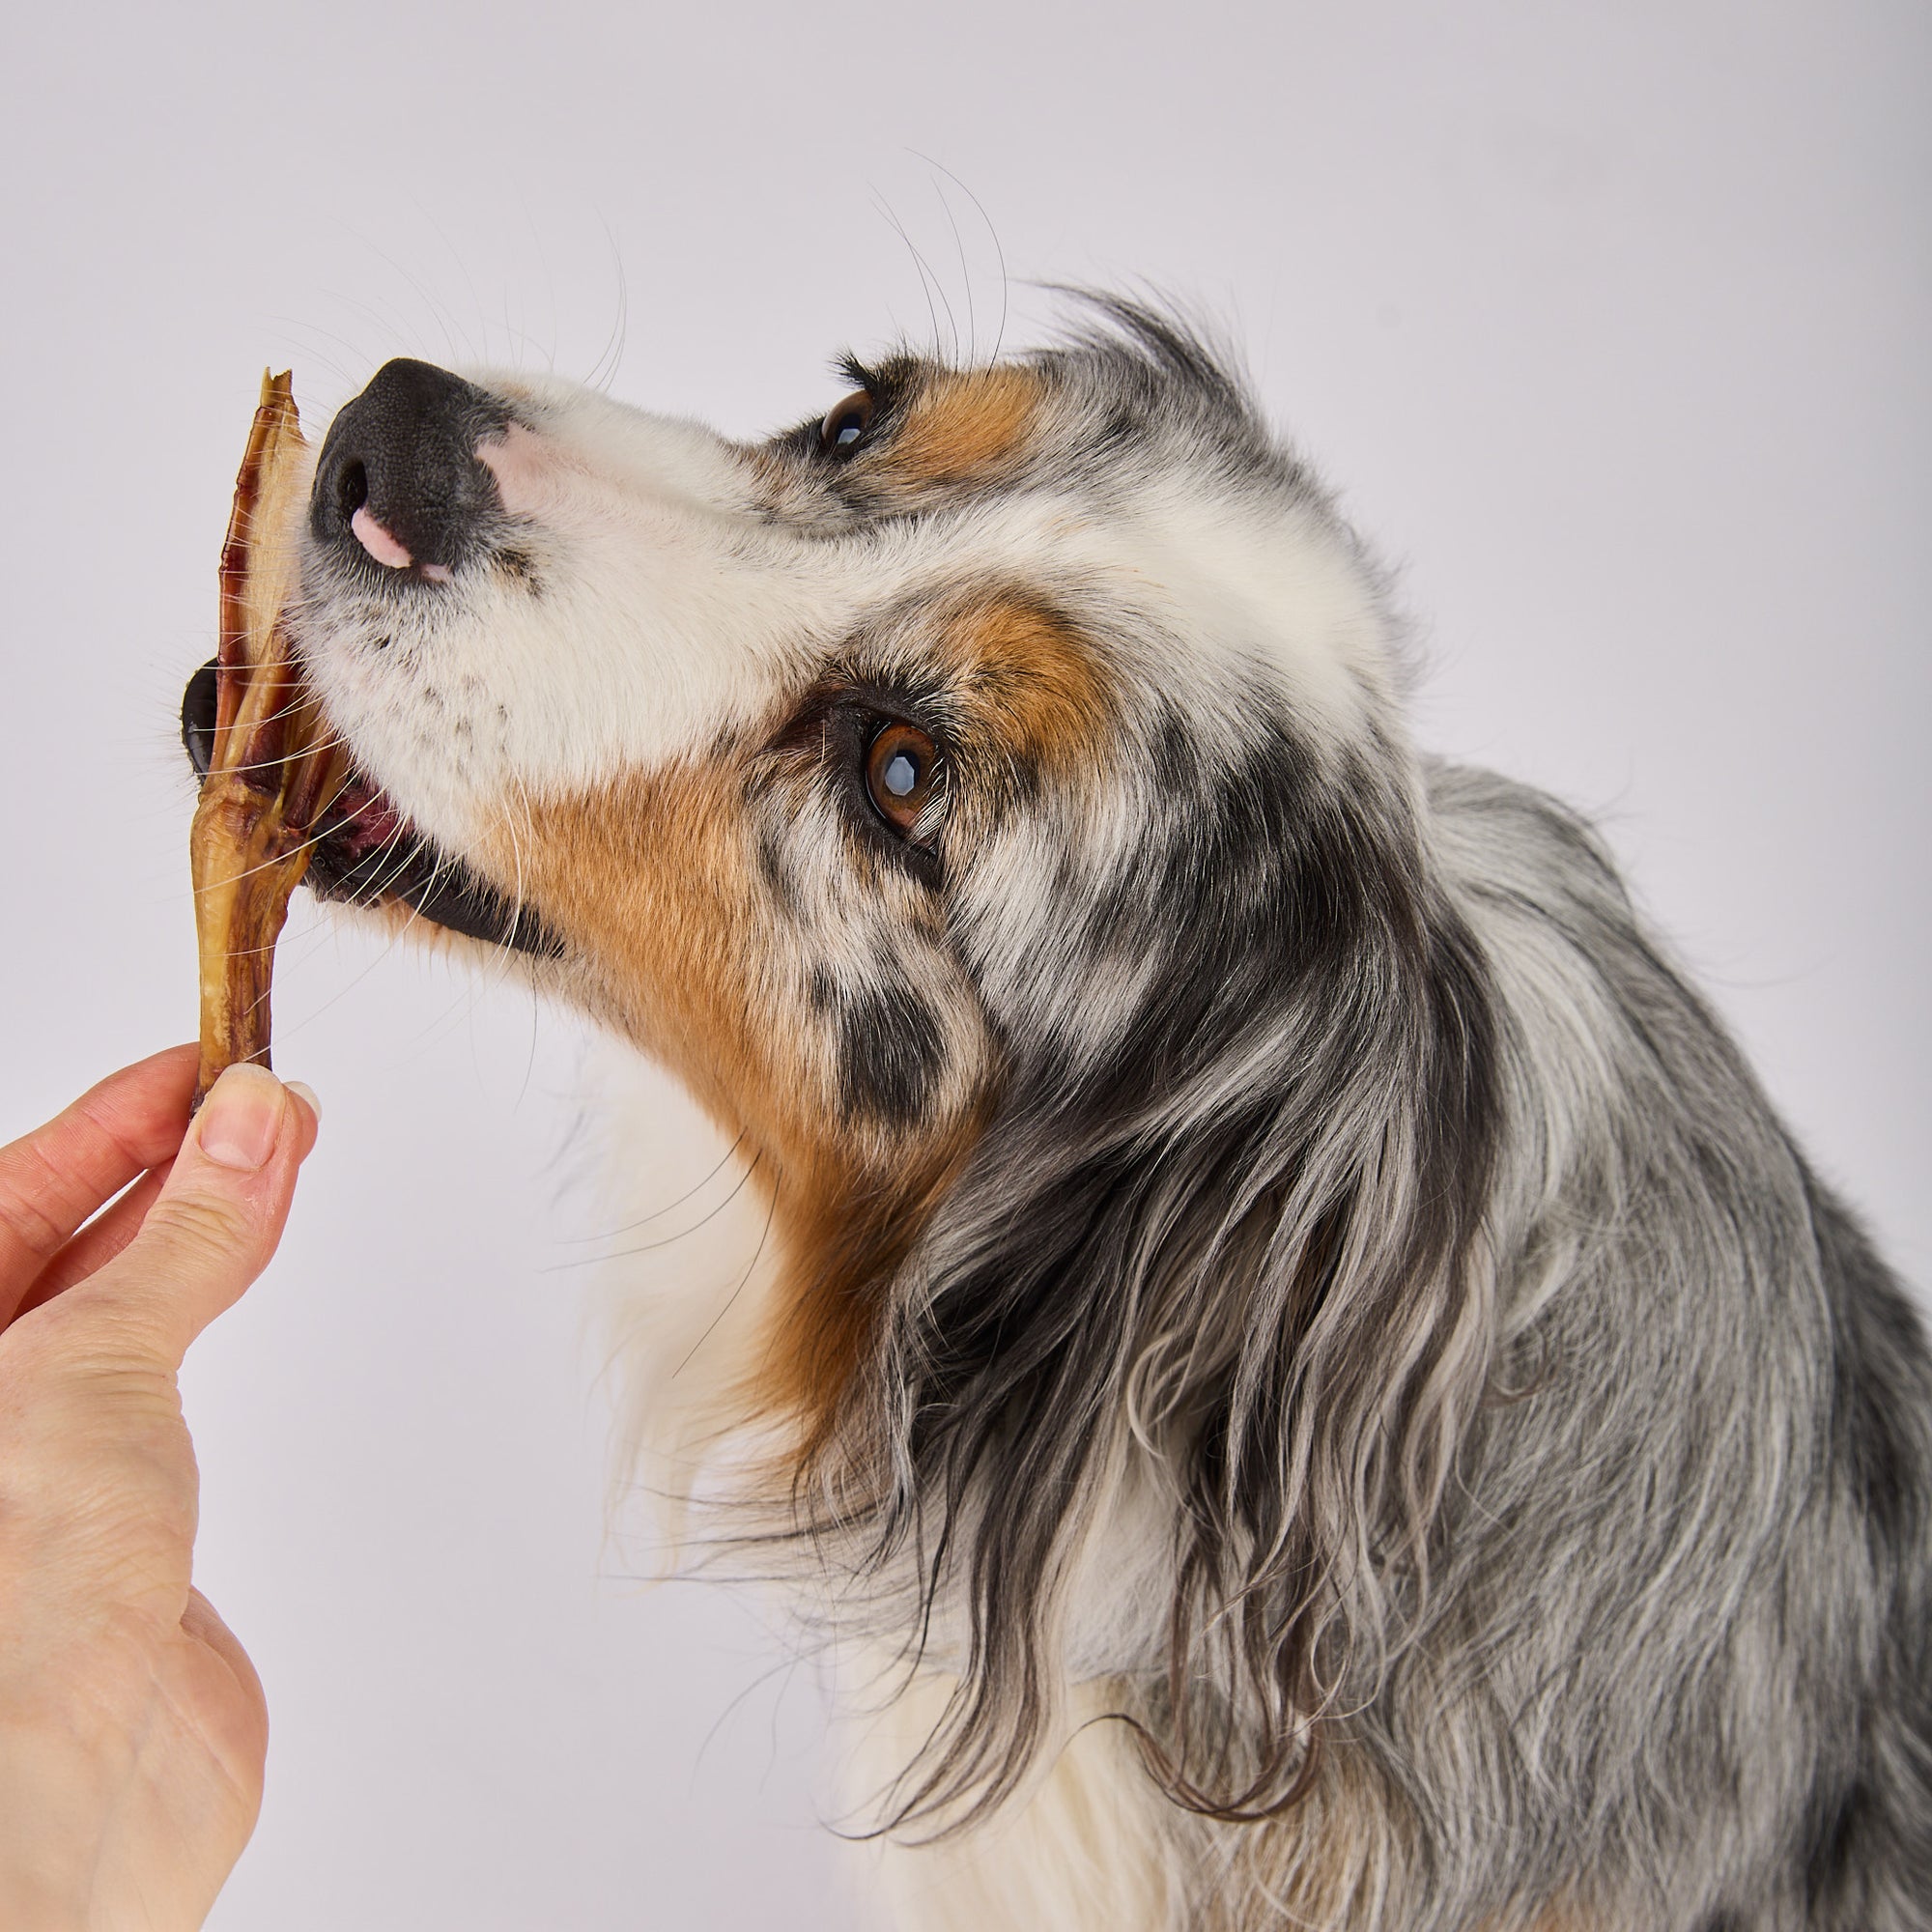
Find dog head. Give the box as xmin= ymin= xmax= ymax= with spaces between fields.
xmin=188 ymin=301 xmax=1500 ymax=1822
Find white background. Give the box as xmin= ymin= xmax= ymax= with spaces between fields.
xmin=2 ymin=2 xmax=1925 ymax=1925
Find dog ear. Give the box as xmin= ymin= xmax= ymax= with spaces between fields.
xmin=839 ymin=722 xmax=1503 ymax=1832
xmin=1143 ymin=888 xmax=1500 ymax=1819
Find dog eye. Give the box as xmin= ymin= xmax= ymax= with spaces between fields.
xmin=865 ymin=722 xmax=942 ymax=842
xmin=820 ymin=389 xmax=875 ymax=455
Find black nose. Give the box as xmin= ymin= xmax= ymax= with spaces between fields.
xmin=310 ymin=358 xmax=506 ymax=576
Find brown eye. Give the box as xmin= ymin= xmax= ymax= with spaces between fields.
xmin=865 ymin=722 xmax=942 ymax=842
xmin=820 ymin=389 xmax=875 ymax=454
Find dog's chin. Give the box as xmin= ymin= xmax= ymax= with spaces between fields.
xmin=180 ymin=653 xmax=559 ymax=957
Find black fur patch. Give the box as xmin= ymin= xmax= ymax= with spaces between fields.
xmin=837 ymin=981 xmax=946 ymax=1127
xmin=755 ymin=823 xmax=802 ymax=922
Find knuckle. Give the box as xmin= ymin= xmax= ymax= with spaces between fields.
xmin=142 ymin=1186 xmax=264 ymax=1273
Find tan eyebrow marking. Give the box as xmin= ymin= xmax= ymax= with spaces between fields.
xmin=888 ymin=366 xmax=1043 ymax=485
xmin=946 ymin=595 xmax=1113 ymax=773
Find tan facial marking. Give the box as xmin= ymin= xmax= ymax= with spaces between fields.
xmin=477 ymin=757 xmax=989 ymax=1452
xmin=945 ymin=594 xmax=1114 ymax=776
xmin=455 ymin=597 xmax=1108 ymax=1446
xmin=890 ymin=366 xmax=1042 ymax=486
xmin=759 ymin=1094 xmax=987 ymax=1467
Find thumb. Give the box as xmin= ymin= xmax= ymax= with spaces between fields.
xmin=71 ymin=1063 xmax=321 ymax=1367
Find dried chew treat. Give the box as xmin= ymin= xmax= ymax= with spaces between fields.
xmin=188 ymin=371 xmax=348 ymax=1107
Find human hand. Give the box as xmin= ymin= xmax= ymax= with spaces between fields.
xmin=0 ymin=1049 xmax=319 ymax=1931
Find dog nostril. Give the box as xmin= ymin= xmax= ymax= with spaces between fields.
xmin=336 ymin=458 xmax=369 ymax=526
xmin=309 ymin=358 xmax=507 ymax=573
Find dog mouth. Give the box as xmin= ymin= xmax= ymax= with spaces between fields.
xmin=180 ymin=657 xmax=557 ymax=956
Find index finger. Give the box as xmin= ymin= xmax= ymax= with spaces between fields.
xmin=0 ymin=1046 xmax=199 ymax=1321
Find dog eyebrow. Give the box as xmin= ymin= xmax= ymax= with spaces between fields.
xmin=887 ymin=366 xmax=1042 ymax=486
xmin=941 ymin=594 xmax=1111 ymax=772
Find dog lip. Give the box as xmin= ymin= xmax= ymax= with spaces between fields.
xmin=182 ymin=657 xmax=218 ymax=779
xmin=179 ymin=656 xmax=558 ymax=956
xmin=303 ymin=775 xmax=563 ymax=956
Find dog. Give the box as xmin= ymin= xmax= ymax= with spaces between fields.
xmin=183 ymin=300 xmax=1932 ymax=1929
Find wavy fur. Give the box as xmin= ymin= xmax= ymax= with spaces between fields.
xmin=293 ymin=300 xmax=1932 ymax=1928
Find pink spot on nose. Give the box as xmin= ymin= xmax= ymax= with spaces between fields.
xmin=351 ymin=504 xmax=413 ymax=569
xmin=478 ymin=422 xmax=552 ymax=517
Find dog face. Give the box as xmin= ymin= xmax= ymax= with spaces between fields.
xmin=185 ymin=305 xmax=1506 ymax=1832
xmin=250 ymin=308 xmax=1415 ymax=1436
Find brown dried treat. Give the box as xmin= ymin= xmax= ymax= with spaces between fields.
xmin=188 ymin=371 xmax=348 ymax=1106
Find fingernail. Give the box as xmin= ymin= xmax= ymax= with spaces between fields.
xmin=196 ymin=1064 xmax=287 ymax=1172
xmin=285 ymin=1081 xmax=323 ymax=1131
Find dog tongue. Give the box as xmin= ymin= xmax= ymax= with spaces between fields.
xmin=328 ymin=776 xmax=409 ymax=860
